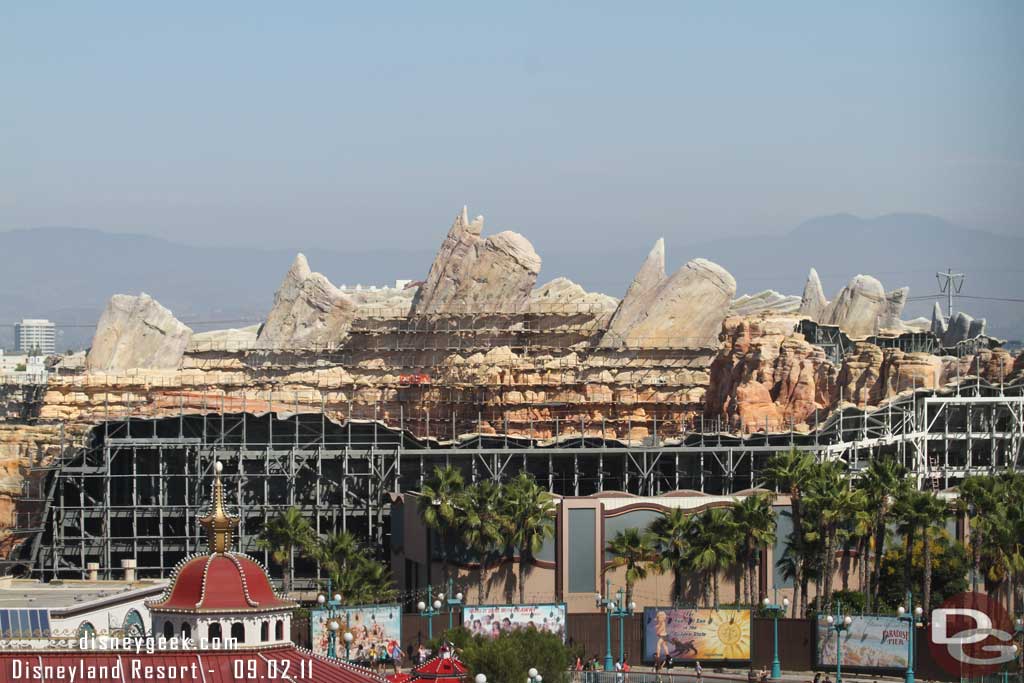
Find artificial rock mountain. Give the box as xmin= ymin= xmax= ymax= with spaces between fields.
xmin=2 ymin=207 xmax=1020 ymax=553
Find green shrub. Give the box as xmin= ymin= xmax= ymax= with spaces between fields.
xmin=460 ymin=628 xmax=572 ymax=683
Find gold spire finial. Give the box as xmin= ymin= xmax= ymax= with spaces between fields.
xmin=198 ymin=460 xmax=239 ymax=554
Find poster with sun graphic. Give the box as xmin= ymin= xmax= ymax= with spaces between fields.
xmin=643 ymin=608 xmax=752 ymax=662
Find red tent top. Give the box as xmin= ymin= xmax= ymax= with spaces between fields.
xmin=0 ymin=645 xmax=385 ymax=683
xmin=390 ymin=650 xmax=468 ymax=682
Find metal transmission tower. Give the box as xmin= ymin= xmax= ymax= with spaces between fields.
xmin=936 ymin=268 xmax=965 ymax=319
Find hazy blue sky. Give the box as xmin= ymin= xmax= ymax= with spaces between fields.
xmin=2 ymin=2 xmax=1021 ymax=254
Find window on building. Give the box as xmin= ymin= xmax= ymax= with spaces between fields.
xmin=123 ymin=609 xmax=145 ymax=638
xmin=260 ymin=621 xmax=269 ymax=642
xmin=163 ymin=621 xmax=174 ymax=639
xmin=275 ymin=620 xmax=284 ymax=640
xmin=231 ymin=622 xmax=245 ymax=643
xmin=77 ymin=621 xmax=96 ymax=640
xmin=182 ymin=622 xmax=191 ymax=640
xmin=208 ymin=623 xmax=222 ymax=642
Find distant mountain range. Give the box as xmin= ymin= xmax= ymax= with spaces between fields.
xmin=1 ymin=213 xmax=1021 ymax=351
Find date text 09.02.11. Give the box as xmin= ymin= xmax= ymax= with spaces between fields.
xmin=232 ymin=658 xmax=313 ymax=680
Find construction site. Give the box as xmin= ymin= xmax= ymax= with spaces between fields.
xmin=1 ymin=208 xmax=1022 ymax=588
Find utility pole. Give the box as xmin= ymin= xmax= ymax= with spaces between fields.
xmin=935 ymin=268 xmax=965 ymax=319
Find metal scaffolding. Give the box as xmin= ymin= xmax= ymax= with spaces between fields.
xmin=11 ymin=377 xmax=1023 ymax=588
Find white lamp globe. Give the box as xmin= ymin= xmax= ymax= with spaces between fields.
xmin=595 ymin=592 xmax=602 ymax=602
xmin=214 ymin=461 xmax=223 ymax=474
xmin=914 ymin=606 xmax=923 ymax=617
xmin=843 ymin=616 xmax=853 ymax=626
xmin=433 ymin=600 xmax=442 ymax=610
xmin=343 ymin=631 xmax=354 ymax=644
xmin=417 ymin=601 xmax=426 ymax=611
xmin=763 ymin=598 xmax=770 ymax=607
xmin=629 ymin=602 xmax=637 ymax=611
xmin=333 ymin=593 xmax=341 ymax=603
xmin=456 ymin=592 xmax=464 ymax=601
xmin=329 ymin=620 xmax=339 ymax=631
xmin=475 ymin=675 xmax=487 ymax=683
xmin=826 ymin=615 xmax=835 ymax=625
xmin=537 ymin=676 xmax=543 ymax=682
xmin=317 ymin=595 xmax=326 ymax=604
xmin=783 ymin=597 xmax=790 ymax=608
xmin=528 ymin=668 xmax=539 ymax=677
xmin=897 ymin=606 xmax=905 ymax=616
xmin=437 ymin=593 xmax=445 ymax=601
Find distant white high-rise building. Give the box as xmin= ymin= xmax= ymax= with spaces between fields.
xmin=14 ymin=319 xmax=56 ymax=355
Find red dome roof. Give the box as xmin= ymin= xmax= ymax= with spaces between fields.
xmin=148 ymin=553 xmax=296 ymax=613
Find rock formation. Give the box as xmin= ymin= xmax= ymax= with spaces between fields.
xmin=797 ymin=268 xmax=828 ymax=320
xmin=729 ymin=291 xmax=801 ymax=317
xmin=820 ymin=274 xmax=888 ymax=338
xmin=255 ymin=254 xmax=356 ymax=349
xmin=878 ymin=287 xmax=909 ymax=332
xmin=931 ymin=302 xmax=948 ymax=338
xmin=941 ymin=311 xmax=987 ymax=347
xmin=601 ymin=241 xmax=736 ymax=349
xmin=86 ymin=294 xmax=193 ymax=371
xmin=410 ymin=207 xmax=541 ymax=315
xmin=528 ymin=278 xmax=617 ymax=314
xmin=706 ymin=316 xmax=836 ymax=431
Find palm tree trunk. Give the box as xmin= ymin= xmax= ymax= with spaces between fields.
xmin=871 ymin=522 xmax=886 ymax=605
xmin=674 ymin=569 xmax=683 ymax=606
xmin=713 ymin=574 xmax=720 ymax=607
xmin=518 ymin=550 xmax=526 ymax=605
xmin=823 ymin=532 xmax=834 ymax=609
xmin=479 ymin=561 xmax=487 ymax=605
xmin=903 ymin=528 xmax=915 ymax=591
xmin=923 ymin=531 xmax=933 ymax=614
xmin=791 ymin=562 xmax=802 ymax=618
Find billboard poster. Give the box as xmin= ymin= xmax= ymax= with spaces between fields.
xmin=816 ymin=615 xmax=909 ymax=669
xmin=463 ymin=604 xmax=567 ymax=642
xmin=310 ymin=604 xmax=402 ymax=659
xmin=643 ymin=608 xmax=751 ymax=662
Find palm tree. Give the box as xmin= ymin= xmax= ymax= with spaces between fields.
xmin=605 ymin=528 xmax=657 ymax=609
xmin=419 ymin=465 xmax=466 ymax=585
xmin=649 ymin=508 xmax=697 ymax=604
xmin=731 ymin=493 xmax=777 ymax=606
xmin=856 ymin=457 xmax=909 ymax=611
xmin=459 ymin=480 xmax=504 ymax=604
xmin=502 ymin=473 xmax=556 ymax=604
xmin=804 ymin=462 xmax=865 ymax=609
xmin=255 ymin=507 xmax=315 ymax=594
xmin=315 ymin=530 xmax=360 ymax=580
xmin=894 ymin=488 xmax=948 ymax=612
xmin=689 ymin=508 xmax=738 ymax=606
xmin=958 ymin=475 xmax=999 ymax=594
xmin=761 ymin=448 xmax=815 ymax=616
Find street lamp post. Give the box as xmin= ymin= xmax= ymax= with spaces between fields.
xmin=445 ymin=578 xmax=464 ymax=630
xmin=762 ymin=591 xmax=790 ymax=680
xmin=896 ymin=592 xmax=924 ymax=683
xmin=417 ymin=585 xmax=443 ymax=642
xmin=317 ymin=586 xmax=345 ymax=660
xmin=595 ymin=581 xmax=632 ymax=670
xmin=825 ymin=605 xmax=853 ymax=683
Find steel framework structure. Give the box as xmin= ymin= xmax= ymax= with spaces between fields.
xmin=10 ymin=379 xmax=1024 ymax=588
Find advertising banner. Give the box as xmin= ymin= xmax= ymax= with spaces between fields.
xmin=643 ymin=608 xmax=751 ymax=662
xmin=815 ymin=615 xmax=909 ymax=669
xmin=310 ymin=604 xmax=402 ymax=659
xmin=463 ymin=604 xmax=567 ymax=641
